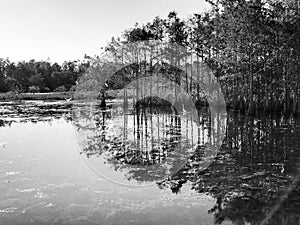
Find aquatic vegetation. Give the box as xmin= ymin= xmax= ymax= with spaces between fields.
xmin=0 ymin=92 xmax=72 ymax=101
xmin=0 ymin=101 xmax=73 ymax=124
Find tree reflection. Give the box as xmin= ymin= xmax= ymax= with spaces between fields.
xmin=158 ymin=113 xmax=300 ymax=224
xmin=76 ymin=98 xmax=212 ymax=182
xmin=74 ymin=99 xmax=300 ymax=224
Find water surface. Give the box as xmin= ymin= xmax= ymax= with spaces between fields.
xmin=1 ymin=100 xmax=300 ymax=225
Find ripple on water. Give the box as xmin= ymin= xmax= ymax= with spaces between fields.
xmin=34 ymin=192 xmax=50 ymax=199
xmin=16 ymin=188 xmax=36 ymax=193
xmin=2 ymin=171 xmax=20 ymax=176
xmin=0 ymin=207 xmax=18 ymax=213
xmin=42 ymin=203 xmax=53 ymax=208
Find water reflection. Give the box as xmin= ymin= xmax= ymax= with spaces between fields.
xmin=73 ymin=100 xmax=300 ymax=224
xmin=73 ymin=99 xmax=225 ymax=184
xmin=1 ymin=101 xmax=300 ymax=224
xmin=159 ymin=113 xmax=300 ymax=224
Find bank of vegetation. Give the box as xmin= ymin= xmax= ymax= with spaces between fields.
xmin=0 ymin=58 xmax=90 ymax=94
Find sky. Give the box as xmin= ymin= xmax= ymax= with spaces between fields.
xmin=0 ymin=0 xmax=210 ymax=63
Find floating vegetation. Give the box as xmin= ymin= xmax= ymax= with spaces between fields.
xmin=0 ymin=101 xmax=73 ymax=124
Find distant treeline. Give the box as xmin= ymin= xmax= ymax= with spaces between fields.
xmin=105 ymin=0 xmax=300 ymax=115
xmin=0 ymin=58 xmax=90 ymax=93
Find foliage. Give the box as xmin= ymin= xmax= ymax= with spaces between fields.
xmin=104 ymin=0 xmax=300 ymax=116
xmin=0 ymin=58 xmax=90 ymax=93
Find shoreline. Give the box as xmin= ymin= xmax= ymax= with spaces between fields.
xmin=0 ymin=92 xmax=73 ymax=101
xmin=1 ymin=92 xmax=299 ymax=117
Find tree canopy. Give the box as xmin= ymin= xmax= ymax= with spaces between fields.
xmin=104 ymin=0 xmax=300 ymax=116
